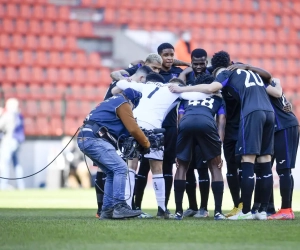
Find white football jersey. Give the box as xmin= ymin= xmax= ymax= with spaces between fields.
xmin=116 ymin=80 xmax=211 ymax=128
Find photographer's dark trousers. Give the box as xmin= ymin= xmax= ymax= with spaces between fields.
xmin=78 ymin=137 xmax=127 ymax=209
xmin=162 ymin=125 xmax=177 ymax=207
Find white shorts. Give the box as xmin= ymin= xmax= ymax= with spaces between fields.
xmin=137 ymin=120 xmax=164 ymax=161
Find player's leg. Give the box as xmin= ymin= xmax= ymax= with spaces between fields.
xmin=134 ymin=156 xmax=150 ymax=209
xmin=251 ymin=163 xmax=261 ymax=213
xmin=254 ymin=111 xmax=275 ymax=220
xmin=94 ymin=168 xmax=106 ymax=218
xmin=12 ymin=147 xmax=25 ymax=190
xmin=268 ymin=126 xmax=299 ymax=220
xmin=223 ymin=138 xmax=242 ymax=217
xmin=173 ymin=115 xmax=194 ymax=220
xmin=183 ymin=162 xmax=198 ymax=217
xmin=207 ymin=155 xmax=225 ymax=220
xmin=149 ymin=159 xmax=167 ymax=218
xmin=195 ymin=118 xmax=225 ymax=220
xmin=162 ymin=126 xmax=177 ymax=209
xmin=194 ymin=159 xmax=210 ymax=218
xmin=125 ymin=158 xmax=139 ymax=208
xmin=228 ymin=112 xmax=264 ymax=220
xmin=174 ymin=158 xmax=190 ymax=220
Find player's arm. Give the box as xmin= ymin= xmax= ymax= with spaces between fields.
xmin=265 ymin=78 xmax=282 ymax=98
xmin=178 ymin=67 xmax=193 ymax=83
xmin=227 ymin=64 xmax=272 ymax=82
xmin=216 ymin=106 xmax=226 ymax=143
xmin=116 ymin=103 xmax=150 ymax=149
xmin=129 ymin=60 xmax=144 ymax=66
xmin=177 ymin=102 xmax=185 ymax=124
xmin=115 ymin=80 xmax=143 ymax=92
xmin=179 ymin=91 xmax=212 ymax=101
xmin=173 ymin=59 xmax=191 ymax=67
xmin=171 ymin=81 xmax=223 ymax=94
xmin=110 ymin=70 xmax=130 ymax=81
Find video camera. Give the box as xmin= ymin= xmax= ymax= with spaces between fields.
xmin=121 ymin=128 xmax=165 ymax=159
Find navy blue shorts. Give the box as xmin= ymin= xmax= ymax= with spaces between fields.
xmin=162 ymin=126 xmax=177 ymax=164
xmin=189 ymin=145 xmax=208 ymax=169
xmin=223 ymin=138 xmax=240 ymax=171
xmin=274 ymin=126 xmax=299 ymax=170
xmin=236 ymin=111 xmax=274 ymax=156
xmin=177 ymin=115 xmax=221 ymax=162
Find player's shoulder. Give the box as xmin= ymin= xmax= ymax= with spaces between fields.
xmin=171 ymin=66 xmax=183 ymax=74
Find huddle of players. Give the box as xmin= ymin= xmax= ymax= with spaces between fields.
xmin=94 ymin=43 xmax=299 ymax=221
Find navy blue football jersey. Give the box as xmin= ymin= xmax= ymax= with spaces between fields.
xmin=84 ymin=94 xmax=130 ymax=139
xmin=267 ymin=83 xmax=299 ymax=132
xmin=216 ymin=69 xmax=273 ymax=119
xmin=161 ymin=66 xmax=183 ymax=127
xmin=181 ymin=95 xmax=225 ymax=120
xmin=221 ymin=87 xmax=241 ymax=140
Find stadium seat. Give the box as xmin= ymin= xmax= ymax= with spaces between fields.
xmin=66 ymin=100 xmax=79 ymax=117
xmin=2 ymin=19 xmax=14 ymax=34
xmin=73 ymin=68 xmax=86 ymax=84
xmin=65 ymin=37 xmax=78 ymax=51
xmin=15 ymin=19 xmax=28 ymax=35
xmin=19 ymin=67 xmax=31 ymax=82
xmin=46 ymin=67 xmax=59 ymax=83
xmin=58 ymin=6 xmax=70 ymax=21
xmin=62 ymin=52 xmax=76 ymax=68
xmin=80 ymin=22 xmax=94 ymax=37
xmin=12 ymin=34 xmax=23 ymax=49
xmin=36 ymin=116 xmax=51 ymax=136
xmin=32 ymin=5 xmax=44 ymax=20
xmin=56 ymin=21 xmax=68 ymax=36
xmin=50 ymin=117 xmax=63 ymax=136
xmin=0 ymin=34 xmax=10 ymax=49
xmin=64 ymin=117 xmax=82 ymax=136
xmin=59 ymin=68 xmax=72 ymax=84
xmin=24 ymin=117 xmax=37 ymax=136
xmin=7 ymin=4 xmax=18 ymax=18
xmin=69 ymin=21 xmax=80 ymax=36
xmin=88 ymin=52 xmax=102 ymax=68
xmin=29 ymin=83 xmax=42 ymax=99
xmin=45 ymin=4 xmax=58 ymax=21
xmin=36 ymin=51 xmax=48 ymax=67
xmin=41 ymin=21 xmax=55 ymax=35
xmin=25 ymin=35 xmax=38 ymax=50
xmin=29 ymin=20 xmax=42 ymax=35
xmin=23 ymin=99 xmax=38 ymax=117
xmin=8 ymin=50 xmax=20 ymax=66
xmin=32 ymin=67 xmax=45 ymax=83
xmin=52 ymin=100 xmax=64 ymax=116
xmin=103 ymin=8 xmax=114 ymax=24
xmin=75 ymin=52 xmax=88 ymax=68
xmin=5 ymin=67 xmax=18 ymax=82
xmin=39 ymin=100 xmax=52 ymax=116
xmin=86 ymin=69 xmax=99 ymax=85
xmin=52 ymin=36 xmax=64 ymax=51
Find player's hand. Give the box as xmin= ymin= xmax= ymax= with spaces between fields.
xmin=283 ymin=102 xmax=292 ymax=113
xmin=218 ymin=159 xmax=223 ymax=169
xmin=126 ymin=77 xmax=132 ymax=82
xmin=137 ymin=145 xmax=150 ymax=155
xmin=227 ymin=64 xmax=250 ymax=71
xmin=175 ymin=158 xmax=179 ymax=168
xmin=168 ymin=84 xmax=184 ymax=93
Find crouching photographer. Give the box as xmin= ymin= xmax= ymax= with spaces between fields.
xmin=77 ymin=88 xmax=150 ymax=220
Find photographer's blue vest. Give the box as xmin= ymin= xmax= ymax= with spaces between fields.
xmin=81 ymin=95 xmax=130 ymax=140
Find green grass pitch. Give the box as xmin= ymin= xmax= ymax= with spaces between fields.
xmin=0 ymin=189 xmax=299 ymax=250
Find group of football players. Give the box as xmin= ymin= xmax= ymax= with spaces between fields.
xmin=91 ymin=42 xmax=299 ymax=221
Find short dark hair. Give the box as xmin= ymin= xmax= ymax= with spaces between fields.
xmin=194 ymin=73 xmax=215 ymax=85
xmin=211 ymin=51 xmax=231 ymax=70
xmin=169 ymin=78 xmax=186 ymax=86
xmin=157 ymin=43 xmax=174 ymax=55
xmin=146 ymin=72 xmax=165 ymax=83
xmin=136 ymin=65 xmax=153 ymax=76
xmin=191 ymin=49 xmax=207 ymax=59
